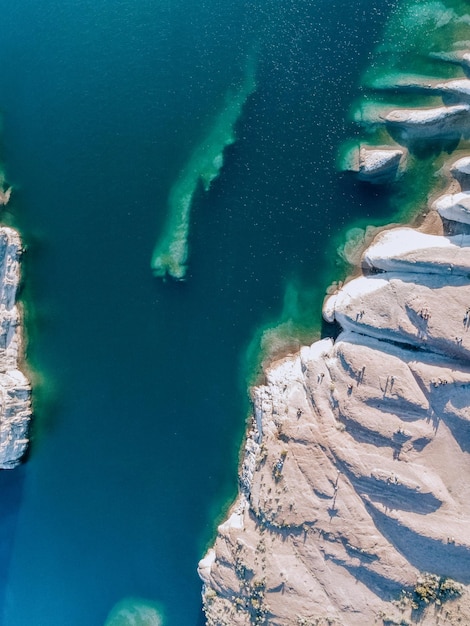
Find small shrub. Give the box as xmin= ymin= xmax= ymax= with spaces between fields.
xmin=409 ymin=573 xmax=463 ymax=608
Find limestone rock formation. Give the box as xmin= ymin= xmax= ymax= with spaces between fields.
xmin=385 ymin=104 xmax=470 ymax=139
xmin=450 ymin=156 xmax=470 ymax=188
xmin=199 ymin=213 xmax=470 ymax=625
xmin=0 ymin=227 xmax=32 ymax=468
xmin=0 ymin=186 xmax=12 ymax=206
xmin=199 ymin=3 xmax=470 ymax=625
xmin=362 ymin=227 xmax=470 ymax=274
xmin=434 ymin=191 xmax=470 ymax=223
xmin=199 ymin=113 xmax=470 ymax=623
xmin=430 ymin=50 xmax=470 ymax=70
xmin=342 ymin=146 xmax=405 ymax=184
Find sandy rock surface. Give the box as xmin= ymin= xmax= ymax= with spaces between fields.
xmin=199 ymin=220 xmax=470 ymax=625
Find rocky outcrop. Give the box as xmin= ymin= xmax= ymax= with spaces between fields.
xmin=450 ymin=156 xmax=470 ymax=188
xmin=385 ymin=104 xmax=470 ymax=140
xmin=199 ymin=213 xmax=470 ymax=625
xmin=0 ymin=187 xmax=12 ymax=206
xmin=342 ymin=146 xmax=406 ymax=183
xmin=199 ymin=3 xmax=470 ymax=625
xmin=430 ymin=50 xmax=470 ymax=71
xmin=434 ymin=191 xmax=470 ymax=223
xmin=0 ymin=227 xmax=32 ymax=468
xmin=200 ymin=88 xmax=470 ymax=620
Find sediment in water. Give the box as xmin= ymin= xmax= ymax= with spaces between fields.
xmin=104 ymin=597 xmax=164 ymax=626
xmin=151 ymin=57 xmax=257 ymax=281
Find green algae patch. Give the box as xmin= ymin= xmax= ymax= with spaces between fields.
xmin=104 ymin=597 xmax=165 ymax=626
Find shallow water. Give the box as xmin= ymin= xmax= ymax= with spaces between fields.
xmin=0 ymin=1 xmax=417 ymax=624
xmin=151 ymin=55 xmax=257 ymax=280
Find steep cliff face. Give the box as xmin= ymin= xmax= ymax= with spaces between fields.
xmin=0 ymin=227 xmax=32 ymax=469
xmin=199 ymin=2 xmax=470 ymax=624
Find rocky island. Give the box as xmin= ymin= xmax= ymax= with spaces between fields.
xmin=0 ymin=186 xmax=32 ymax=469
xmin=199 ymin=1 xmax=470 ymax=624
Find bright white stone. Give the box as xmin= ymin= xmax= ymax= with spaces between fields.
xmin=434 ymin=191 xmax=470 ymax=224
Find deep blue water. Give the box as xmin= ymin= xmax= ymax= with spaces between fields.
xmin=0 ymin=1 xmax=398 ymax=625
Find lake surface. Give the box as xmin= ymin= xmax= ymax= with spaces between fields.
xmin=0 ymin=1 xmax=399 ymax=624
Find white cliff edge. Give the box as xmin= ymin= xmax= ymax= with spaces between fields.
xmin=0 ymin=227 xmax=32 ymax=469
xmin=198 ymin=210 xmax=470 ymax=626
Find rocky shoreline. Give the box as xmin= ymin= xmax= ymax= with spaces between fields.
xmin=0 ymin=225 xmax=32 ymax=469
xmin=199 ymin=5 xmax=470 ymax=625
xmin=198 ymin=213 xmax=470 ymax=626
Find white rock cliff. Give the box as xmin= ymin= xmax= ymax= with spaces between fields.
xmin=0 ymin=227 xmax=32 ymax=469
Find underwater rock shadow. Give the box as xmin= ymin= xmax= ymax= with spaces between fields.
xmin=385 ymin=125 xmax=463 ymax=159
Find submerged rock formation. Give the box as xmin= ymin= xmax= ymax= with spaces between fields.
xmin=200 ymin=2 xmax=470 ymax=625
xmin=0 ymin=227 xmax=32 ymax=468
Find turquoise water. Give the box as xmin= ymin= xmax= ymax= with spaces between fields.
xmin=0 ymin=1 xmax=399 ymax=625
xmin=151 ymin=55 xmax=257 ymax=280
